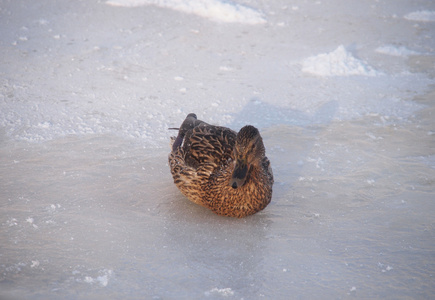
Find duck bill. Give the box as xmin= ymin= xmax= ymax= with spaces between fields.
xmin=230 ymin=160 xmax=248 ymax=189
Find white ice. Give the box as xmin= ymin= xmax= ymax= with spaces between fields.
xmin=1 ymin=0 xmax=435 ymax=299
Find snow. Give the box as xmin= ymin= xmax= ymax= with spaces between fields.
xmin=1 ymin=0 xmax=435 ymax=299
xmin=30 ymin=260 xmax=40 ymax=268
xmin=205 ymin=287 xmax=235 ymax=297
xmin=375 ymin=45 xmax=421 ymax=57
xmin=404 ymin=10 xmax=435 ymax=22
xmin=106 ymin=0 xmax=266 ymax=24
xmin=302 ymin=45 xmax=381 ymax=77
xmin=83 ymin=269 xmax=113 ymax=287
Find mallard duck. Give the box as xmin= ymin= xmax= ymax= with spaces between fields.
xmin=168 ymin=113 xmax=273 ymax=218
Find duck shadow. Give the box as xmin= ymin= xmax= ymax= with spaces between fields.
xmin=227 ymin=98 xmax=339 ymax=129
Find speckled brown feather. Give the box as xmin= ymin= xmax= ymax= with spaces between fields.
xmin=168 ymin=114 xmax=273 ymax=218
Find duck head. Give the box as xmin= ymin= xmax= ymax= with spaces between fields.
xmin=230 ymin=125 xmax=265 ymax=189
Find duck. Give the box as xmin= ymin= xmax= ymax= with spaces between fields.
xmin=168 ymin=113 xmax=273 ymax=218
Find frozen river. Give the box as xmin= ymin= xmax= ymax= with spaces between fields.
xmin=1 ymin=0 xmax=435 ymax=299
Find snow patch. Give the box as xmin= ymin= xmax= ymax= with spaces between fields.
xmin=26 ymin=217 xmax=38 ymax=229
xmin=404 ymin=10 xmax=435 ymax=22
xmin=302 ymin=45 xmax=380 ymax=77
xmin=7 ymin=218 xmax=18 ymax=227
xmin=205 ymin=287 xmax=234 ymax=296
xmin=30 ymin=260 xmax=40 ymax=268
xmin=375 ymin=45 xmax=420 ymax=57
xmin=83 ymin=269 xmax=113 ymax=287
xmin=106 ymin=0 xmax=266 ymax=24
xmin=378 ymin=262 xmax=394 ymax=273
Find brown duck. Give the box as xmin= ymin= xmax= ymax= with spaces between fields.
xmin=168 ymin=113 xmax=273 ymax=218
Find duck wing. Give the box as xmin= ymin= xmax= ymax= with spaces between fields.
xmin=183 ymin=123 xmax=237 ymax=170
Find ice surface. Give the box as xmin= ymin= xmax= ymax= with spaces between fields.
xmin=1 ymin=0 xmax=435 ymax=299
